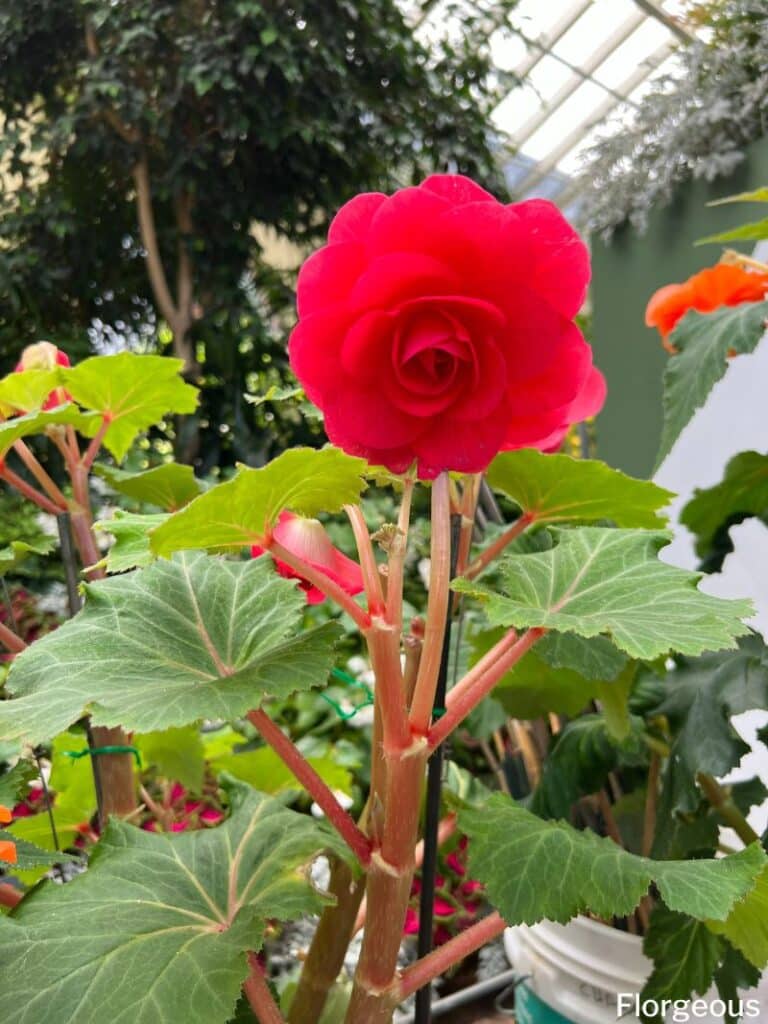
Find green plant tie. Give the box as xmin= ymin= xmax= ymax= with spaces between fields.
xmin=63 ymin=745 xmax=142 ymax=768
xmin=321 ymin=667 xmax=374 ymax=720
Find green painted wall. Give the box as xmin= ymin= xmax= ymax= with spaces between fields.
xmin=590 ymin=135 xmax=768 ymax=478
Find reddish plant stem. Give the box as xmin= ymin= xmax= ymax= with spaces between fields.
xmin=0 ymin=464 xmax=63 ymax=515
xmin=0 ymin=619 xmax=27 ymax=655
xmin=428 ymin=629 xmax=546 ymax=750
xmin=346 ymin=744 xmax=427 ymax=1023
xmin=395 ymin=912 xmax=507 ymax=1001
xmin=344 ymin=503 xmax=385 ymax=616
xmin=0 ymin=883 xmax=22 ymax=909
xmin=464 ymin=512 xmax=535 ymax=580
xmin=444 ymin=627 xmax=519 ymax=713
xmin=80 ymin=415 xmax=110 ymax=472
xmin=12 ymin=440 xmax=68 ymax=508
xmin=287 ymin=857 xmax=365 ymax=1024
xmin=353 ymin=812 xmax=457 ymax=936
xmin=243 ymin=952 xmax=285 ymax=1024
xmin=409 ymin=473 xmax=452 ymax=734
xmin=268 ymin=539 xmax=370 ymax=631
xmin=248 ymin=708 xmax=372 ymax=866
xmin=385 ymin=474 xmax=415 ymax=626
xmin=365 ymin=619 xmax=411 ymax=755
xmin=455 ymin=474 xmax=482 ymax=578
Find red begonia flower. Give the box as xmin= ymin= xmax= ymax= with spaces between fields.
xmin=251 ymin=511 xmax=364 ymax=606
xmin=645 ymin=263 xmax=768 ymax=352
xmin=14 ymin=342 xmax=72 ymax=410
xmin=289 ymin=175 xmax=603 ymax=476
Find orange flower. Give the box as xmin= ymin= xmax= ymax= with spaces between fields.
xmin=645 ymin=264 xmax=768 ymax=352
xmin=0 ymin=841 xmax=16 ymax=864
xmin=0 ymin=804 xmax=15 ymax=864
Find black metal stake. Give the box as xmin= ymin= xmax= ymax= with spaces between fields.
xmin=414 ymin=513 xmax=462 ymax=1023
xmin=56 ymin=512 xmax=82 ymax=616
xmin=56 ymin=512 xmax=107 ymax=821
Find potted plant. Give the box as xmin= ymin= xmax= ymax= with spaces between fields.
xmin=0 ymin=174 xmax=765 ymax=1024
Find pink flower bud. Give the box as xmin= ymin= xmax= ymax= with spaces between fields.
xmin=252 ymin=511 xmax=364 ymax=605
xmin=14 ymin=342 xmax=72 ymax=410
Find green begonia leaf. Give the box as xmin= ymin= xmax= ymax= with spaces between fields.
xmin=714 ymin=944 xmax=761 ymax=1024
xmin=461 ymin=795 xmax=766 ymax=925
xmin=98 ymin=462 xmax=203 ymax=510
xmin=94 ymin=510 xmax=169 ymax=572
xmin=657 ymin=301 xmax=768 ymax=467
xmin=0 ymin=369 xmax=62 ymax=415
xmin=642 ymin=906 xmax=722 ymax=1006
xmin=0 ymin=538 xmax=56 ymax=575
xmin=0 ymin=405 xmax=101 ymax=457
xmin=0 ymin=782 xmax=341 ymax=1024
xmin=681 ymin=451 xmax=768 ymax=560
xmin=150 ymin=447 xmax=368 ymax=556
xmin=212 ymin=746 xmax=352 ymax=797
xmin=62 ymin=353 xmax=198 ymax=461
xmin=486 ymin=449 xmax=672 ymax=526
xmin=696 ymin=218 xmax=768 ymax=245
xmin=454 ymin=528 xmax=752 ymax=660
xmin=492 ymin=646 xmax=603 ymax=720
xmin=135 ymin=726 xmax=206 ymax=792
xmin=530 ymin=713 xmax=646 ymax=820
xmin=0 ymin=830 xmax=75 ymax=870
xmin=0 ymin=552 xmax=340 ymax=744
xmin=0 ymin=761 xmax=38 ymax=809
xmin=537 ymin=631 xmax=628 ymax=681
xmin=709 ymin=864 xmax=768 ymax=969
xmin=653 ymin=637 xmax=768 ymax=815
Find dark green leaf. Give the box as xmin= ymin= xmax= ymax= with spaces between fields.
xmin=461 ymin=795 xmax=766 ymax=925
xmin=0 ymin=781 xmax=342 ymax=1024
xmin=642 ymin=906 xmax=722 ymax=1005
xmin=658 ymin=302 xmax=768 ymax=467
xmin=681 ymin=451 xmax=768 ymax=560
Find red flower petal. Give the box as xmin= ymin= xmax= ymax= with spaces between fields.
xmin=297 ymin=242 xmax=365 ymax=318
xmin=420 ymin=173 xmax=496 ymax=205
xmin=513 ymin=199 xmax=590 ymax=318
xmin=328 ymin=192 xmax=387 ymax=244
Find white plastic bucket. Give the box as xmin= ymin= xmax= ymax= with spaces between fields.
xmin=504 ymin=917 xmax=732 ymax=1024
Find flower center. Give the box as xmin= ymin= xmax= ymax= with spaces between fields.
xmin=395 ymin=310 xmax=473 ymax=397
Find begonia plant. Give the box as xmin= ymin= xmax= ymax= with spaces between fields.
xmin=0 ymin=175 xmax=765 ymax=1024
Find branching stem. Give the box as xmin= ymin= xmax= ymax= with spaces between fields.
xmin=248 ymin=708 xmax=372 ymax=866
xmin=268 ymin=539 xmax=370 ymax=631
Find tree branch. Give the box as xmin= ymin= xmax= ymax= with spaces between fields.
xmin=132 ymin=153 xmax=179 ymax=331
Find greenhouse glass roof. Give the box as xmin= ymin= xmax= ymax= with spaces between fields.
xmin=413 ymin=0 xmax=700 ymax=214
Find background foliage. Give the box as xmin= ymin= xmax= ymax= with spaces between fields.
xmin=0 ymin=0 xmax=517 ymax=467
